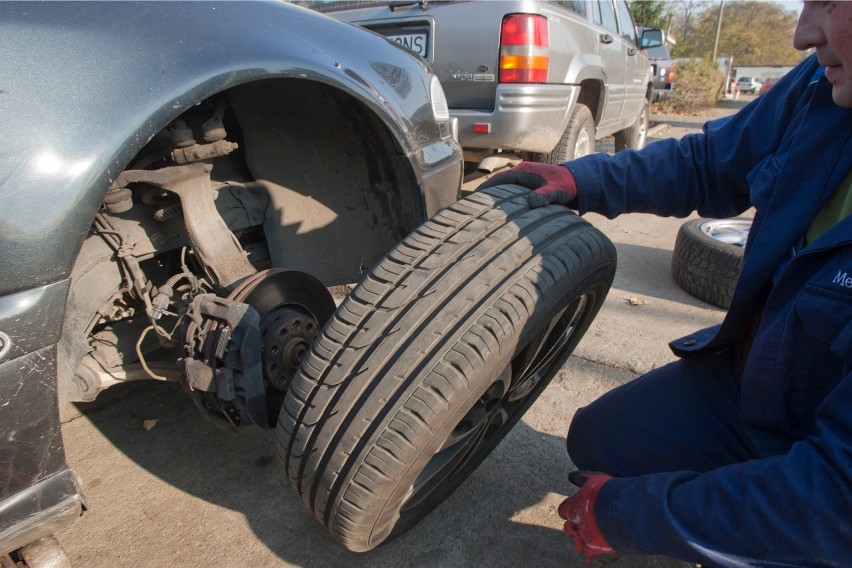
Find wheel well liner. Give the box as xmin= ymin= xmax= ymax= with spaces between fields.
xmin=224 ymin=78 xmax=423 ymax=285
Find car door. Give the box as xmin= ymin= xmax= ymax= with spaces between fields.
xmin=614 ymin=0 xmax=646 ymax=123
xmin=592 ymin=0 xmax=626 ymax=129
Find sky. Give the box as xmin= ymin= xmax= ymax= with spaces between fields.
xmin=769 ymin=0 xmax=803 ymax=16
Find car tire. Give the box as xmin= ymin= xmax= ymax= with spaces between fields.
xmin=533 ymin=103 xmax=595 ymax=164
xmin=671 ymin=218 xmax=751 ymax=309
xmin=613 ymin=99 xmax=649 ymax=152
xmin=276 ymin=184 xmax=616 ymax=552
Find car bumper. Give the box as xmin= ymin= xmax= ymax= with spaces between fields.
xmin=652 ymin=87 xmax=673 ymax=102
xmin=452 ymin=84 xmax=580 ymax=154
xmin=0 ymin=469 xmax=84 ymax=555
xmin=414 ymin=138 xmax=464 ymax=215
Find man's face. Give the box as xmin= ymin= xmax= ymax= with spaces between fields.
xmin=794 ymin=1 xmax=852 ymax=107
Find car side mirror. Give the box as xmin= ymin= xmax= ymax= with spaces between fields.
xmin=640 ymin=28 xmax=663 ymax=49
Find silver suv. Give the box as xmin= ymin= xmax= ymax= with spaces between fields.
xmin=303 ymin=0 xmax=663 ymax=169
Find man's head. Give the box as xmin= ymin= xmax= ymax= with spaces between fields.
xmin=794 ymin=1 xmax=852 ymax=107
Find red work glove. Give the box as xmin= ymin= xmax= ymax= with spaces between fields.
xmin=476 ymin=161 xmax=578 ymax=208
xmin=558 ymin=471 xmax=616 ymax=564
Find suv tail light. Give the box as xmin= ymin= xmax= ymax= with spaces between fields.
xmin=499 ymin=14 xmax=549 ymax=83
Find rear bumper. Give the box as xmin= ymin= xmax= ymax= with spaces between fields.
xmin=652 ymin=86 xmax=673 ymax=102
xmin=453 ymin=84 xmax=580 ymax=154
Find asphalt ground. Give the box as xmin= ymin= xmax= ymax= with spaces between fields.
xmin=55 ymin=98 xmax=750 ymax=568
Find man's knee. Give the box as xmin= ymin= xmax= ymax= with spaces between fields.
xmin=566 ymin=403 xmax=607 ymax=471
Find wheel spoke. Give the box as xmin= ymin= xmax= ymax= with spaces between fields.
xmin=508 ymin=295 xmax=587 ymax=402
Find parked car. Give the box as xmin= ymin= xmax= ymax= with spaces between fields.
xmin=2 ymin=0 xmax=623 ymax=561
xmin=299 ymin=0 xmax=664 ymax=170
xmin=759 ymin=78 xmax=778 ymax=95
xmin=0 ymin=1 xmax=463 ymax=563
xmin=737 ymin=76 xmax=764 ymax=94
xmin=639 ymin=29 xmax=675 ymax=103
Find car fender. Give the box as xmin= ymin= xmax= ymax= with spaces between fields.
xmin=563 ymin=54 xmax=608 ymax=123
xmin=0 ymin=1 xmax=442 ymax=296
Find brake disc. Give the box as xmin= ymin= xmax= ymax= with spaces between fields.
xmin=183 ymin=269 xmax=336 ymax=430
xmin=230 ymin=269 xmax=337 ymax=393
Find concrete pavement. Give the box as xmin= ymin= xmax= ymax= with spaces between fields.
xmin=55 ymin=101 xmax=748 ymax=568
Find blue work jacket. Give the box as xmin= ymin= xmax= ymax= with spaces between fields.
xmin=566 ymin=55 xmax=852 ymax=566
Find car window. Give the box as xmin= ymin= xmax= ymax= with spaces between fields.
xmin=594 ymin=0 xmax=619 ymax=35
xmin=645 ymin=45 xmax=670 ymax=59
xmin=552 ymin=1 xmax=586 ymax=17
xmin=614 ymin=0 xmax=636 ymax=43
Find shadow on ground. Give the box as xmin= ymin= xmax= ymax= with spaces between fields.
xmin=63 ymin=375 xmax=689 ymax=568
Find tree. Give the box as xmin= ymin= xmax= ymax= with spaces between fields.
xmin=628 ymin=0 xmax=671 ymax=30
xmin=690 ymin=1 xmax=803 ymax=66
xmin=670 ymin=0 xmax=711 ymax=57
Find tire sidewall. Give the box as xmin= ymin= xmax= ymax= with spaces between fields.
xmin=368 ymin=266 xmax=613 ymax=547
xmin=614 ymin=100 xmax=649 ymax=152
xmin=536 ymin=103 xmax=595 ymax=164
xmin=566 ymin=104 xmax=595 ymax=161
xmin=671 ymin=217 xmax=749 ymax=309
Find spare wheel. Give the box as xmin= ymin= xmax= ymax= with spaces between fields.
xmin=275 ymin=184 xmax=617 ymax=551
xmin=671 ymin=217 xmax=751 ymax=309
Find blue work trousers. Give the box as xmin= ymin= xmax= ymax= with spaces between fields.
xmin=567 ymin=351 xmax=758 ymax=479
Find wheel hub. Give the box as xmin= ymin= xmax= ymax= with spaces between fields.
xmin=229 ymin=269 xmax=336 ymax=393
xmin=261 ymin=306 xmax=320 ymax=391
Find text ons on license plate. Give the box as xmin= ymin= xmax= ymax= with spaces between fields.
xmin=387 ymin=32 xmax=428 ymax=57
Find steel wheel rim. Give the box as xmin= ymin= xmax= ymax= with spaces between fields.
xmin=401 ymin=294 xmax=591 ymax=512
xmin=699 ymin=219 xmax=752 ymax=247
xmin=575 ymin=128 xmax=592 ymax=158
xmin=637 ymin=107 xmax=648 ymax=148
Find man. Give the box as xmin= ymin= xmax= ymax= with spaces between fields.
xmin=480 ymin=2 xmax=852 ymax=566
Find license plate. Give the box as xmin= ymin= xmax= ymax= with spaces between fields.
xmin=385 ymin=32 xmax=428 ymax=58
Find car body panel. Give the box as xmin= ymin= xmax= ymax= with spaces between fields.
xmin=0 ymin=0 xmax=461 ymax=555
xmin=639 ymin=32 xmax=675 ymax=103
xmin=309 ymin=0 xmax=655 ymax=155
xmin=0 ymin=0 xmax=457 ymax=296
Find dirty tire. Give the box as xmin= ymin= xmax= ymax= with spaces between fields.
xmin=671 ymin=218 xmax=749 ymax=309
xmin=533 ymin=103 xmax=595 ymax=164
xmin=275 ymin=185 xmax=617 ymax=552
xmin=613 ymin=99 xmax=649 ymax=152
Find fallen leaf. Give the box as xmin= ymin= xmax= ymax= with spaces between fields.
xmin=142 ymin=419 xmax=158 ymax=431
xmin=626 ymin=297 xmax=649 ymax=306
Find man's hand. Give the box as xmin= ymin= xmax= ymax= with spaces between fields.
xmin=558 ymin=471 xmax=616 ymax=563
xmin=476 ymin=161 xmax=577 ymax=208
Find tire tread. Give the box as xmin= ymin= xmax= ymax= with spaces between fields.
xmin=275 ymin=185 xmax=616 ymax=551
xmin=671 ymin=218 xmax=746 ymax=309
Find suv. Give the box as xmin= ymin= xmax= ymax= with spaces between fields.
xmin=737 ymin=76 xmax=764 ymax=94
xmin=303 ymin=0 xmax=663 ymax=169
xmin=639 ymin=29 xmax=675 ymax=103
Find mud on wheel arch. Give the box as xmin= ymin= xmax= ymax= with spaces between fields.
xmin=275 ymin=184 xmax=618 ymax=552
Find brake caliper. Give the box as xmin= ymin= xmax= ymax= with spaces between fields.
xmin=182 ymin=294 xmax=267 ymax=431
